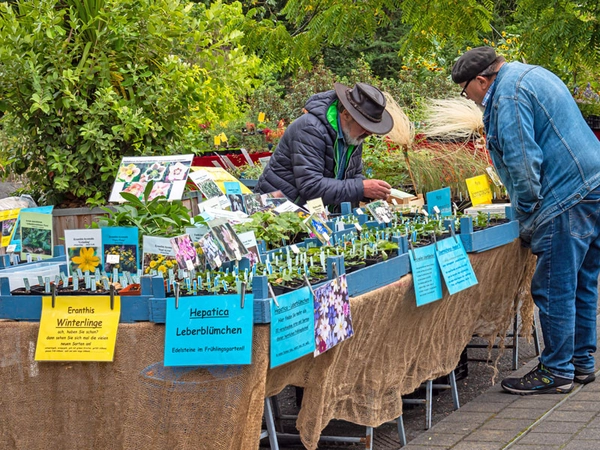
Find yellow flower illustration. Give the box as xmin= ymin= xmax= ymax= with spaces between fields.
xmin=72 ymin=247 xmax=100 ymax=273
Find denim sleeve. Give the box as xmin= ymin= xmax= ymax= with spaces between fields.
xmin=290 ymin=130 xmax=364 ymax=205
xmin=496 ymin=95 xmax=543 ymax=214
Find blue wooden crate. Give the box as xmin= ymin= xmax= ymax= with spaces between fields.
xmin=147 ymin=275 xmax=265 ymax=324
xmin=459 ymin=206 xmax=520 ymax=253
xmin=0 ymin=276 xmax=155 ymax=323
xmin=345 ymin=253 xmax=410 ymax=297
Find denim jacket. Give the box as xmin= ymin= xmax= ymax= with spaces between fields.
xmin=484 ymin=62 xmax=600 ymax=242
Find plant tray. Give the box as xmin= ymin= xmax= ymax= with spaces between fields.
xmin=0 ymin=276 xmax=154 ymax=323
xmin=459 ymin=207 xmax=519 ymax=253
xmin=346 ymin=253 xmax=410 ymax=297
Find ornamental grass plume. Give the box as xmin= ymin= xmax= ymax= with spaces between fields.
xmin=383 ymin=92 xmax=415 ymax=147
xmin=421 ymin=98 xmax=484 ymax=141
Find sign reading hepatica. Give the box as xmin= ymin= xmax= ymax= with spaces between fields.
xmin=164 ymin=294 xmax=253 ymax=366
xmin=435 ymin=237 xmax=478 ymax=295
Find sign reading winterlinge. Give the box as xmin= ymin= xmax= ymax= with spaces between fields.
xmin=35 ymin=296 xmax=121 ymax=361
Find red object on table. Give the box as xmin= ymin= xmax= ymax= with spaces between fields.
xmin=593 ymin=129 xmax=600 ymax=140
xmin=192 ymin=151 xmax=272 ymax=168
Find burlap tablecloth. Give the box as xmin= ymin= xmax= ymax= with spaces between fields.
xmin=0 ymin=240 xmax=533 ymax=449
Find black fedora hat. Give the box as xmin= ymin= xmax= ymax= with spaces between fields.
xmin=334 ymin=82 xmax=394 ymax=135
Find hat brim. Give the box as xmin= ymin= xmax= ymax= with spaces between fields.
xmin=334 ymin=83 xmax=394 ymax=135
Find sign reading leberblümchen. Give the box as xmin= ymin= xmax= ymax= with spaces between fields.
xmin=164 ymin=294 xmax=253 ymax=366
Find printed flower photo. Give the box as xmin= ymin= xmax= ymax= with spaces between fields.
xmin=69 ymin=246 xmax=101 ymax=274
xmin=140 ymin=162 xmax=168 ymax=183
xmin=170 ymin=234 xmax=200 ymax=270
xmin=2 ymin=218 xmax=17 ymax=238
xmin=142 ymin=253 xmax=178 ymax=276
xmin=116 ymin=163 xmax=142 ymax=183
xmin=103 ymin=244 xmax=138 ymax=273
xmin=166 ymin=161 xmax=190 ymax=182
xmin=147 ymin=182 xmax=172 ymax=201
xmin=313 ymin=274 xmax=354 ymax=356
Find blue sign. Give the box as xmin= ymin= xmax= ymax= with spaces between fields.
xmin=164 ymin=294 xmax=253 ymax=366
xmin=426 ymin=187 xmax=452 ymax=216
xmin=435 ymin=237 xmax=478 ymax=295
xmin=270 ymin=286 xmax=316 ymax=368
xmin=223 ymin=181 xmax=243 ymax=195
xmin=409 ymin=243 xmax=443 ymax=306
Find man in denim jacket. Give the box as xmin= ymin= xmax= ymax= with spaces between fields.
xmin=453 ymin=47 xmax=600 ymax=394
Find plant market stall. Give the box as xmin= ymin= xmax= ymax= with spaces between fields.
xmin=0 ymin=239 xmax=533 ymax=449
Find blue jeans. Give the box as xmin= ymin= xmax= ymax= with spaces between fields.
xmin=530 ymin=185 xmax=600 ymax=379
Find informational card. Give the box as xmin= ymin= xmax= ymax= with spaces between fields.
xmin=170 ymin=234 xmax=201 ymax=271
xmin=409 ymin=244 xmax=443 ymax=306
xmin=465 ymin=174 xmax=493 ymax=206
xmin=109 ymin=154 xmax=193 ymax=203
xmin=224 ymin=181 xmax=243 ymax=195
xmin=64 ymin=229 xmax=103 ymax=277
xmin=0 ymin=208 xmax=20 ymax=247
xmin=101 ymin=227 xmax=139 ymax=274
xmin=426 ymin=187 xmax=452 ymax=217
xmin=164 ymin=294 xmax=253 ymax=366
xmin=20 ymin=211 xmax=54 ymax=260
xmin=208 ymin=219 xmax=248 ymax=261
xmin=305 ymin=198 xmax=328 ymax=221
xmin=9 ymin=206 xmax=53 ymax=253
xmin=190 ymin=166 xmax=252 ymax=194
xmin=237 ymin=231 xmax=262 ymax=265
xmin=366 ymin=200 xmax=394 ymax=224
xmin=313 ymin=275 xmax=353 ymax=356
xmin=35 ymin=295 xmax=121 ymax=361
xmin=243 ymin=193 xmax=267 ymax=215
xmin=142 ymin=236 xmax=178 ymax=276
xmin=270 ymin=286 xmax=316 ymax=368
xmin=435 ymin=237 xmax=478 ymax=295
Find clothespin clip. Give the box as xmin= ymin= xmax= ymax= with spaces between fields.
xmin=51 ymin=283 xmax=57 ymax=309
xmin=303 ymin=273 xmax=315 ymax=298
xmin=240 ymin=281 xmax=246 ymax=309
xmin=267 ymin=283 xmax=280 ymax=307
xmin=408 ymin=239 xmax=416 ymax=260
xmin=110 ymin=284 xmax=115 ymax=311
xmin=448 ymin=223 xmax=458 ymax=242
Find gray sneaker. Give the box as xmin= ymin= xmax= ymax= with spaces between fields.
xmin=574 ymin=370 xmax=596 ymax=385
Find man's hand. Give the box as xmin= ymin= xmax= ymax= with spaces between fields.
xmin=363 ymin=179 xmax=391 ymax=200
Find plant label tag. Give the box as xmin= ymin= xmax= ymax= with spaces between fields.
xmin=290 ymin=244 xmax=300 ymax=254
xmin=23 ymin=278 xmax=30 ymax=291
xmin=37 ymin=255 xmax=43 ymax=261
xmin=106 ymin=254 xmax=120 ymax=264
xmin=240 ymin=148 xmax=254 ymax=166
xmin=355 ymin=208 xmax=364 ymax=215
xmin=421 ymin=209 xmax=429 ymax=217
xmin=354 ymin=223 xmax=362 ymax=232
xmin=186 ymin=259 xmax=195 ymax=271
xmin=27 ymin=254 xmax=32 ymax=263
xmin=37 ymin=276 xmax=44 ymax=286
xmin=6 ymin=244 xmax=16 ymax=253
xmin=433 ymin=206 xmax=441 ymax=214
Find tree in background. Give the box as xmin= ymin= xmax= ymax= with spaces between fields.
xmin=0 ymin=0 xmax=263 ymax=206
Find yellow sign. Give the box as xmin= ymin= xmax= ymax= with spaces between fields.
xmin=213 ymin=135 xmax=221 ymax=146
xmin=258 ymin=112 xmax=266 ymax=123
xmin=190 ymin=166 xmax=252 ymax=194
xmin=465 ymin=174 xmax=493 ymax=206
xmin=0 ymin=208 xmax=20 ymax=247
xmin=35 ymin=296 xmax=121 ymax=362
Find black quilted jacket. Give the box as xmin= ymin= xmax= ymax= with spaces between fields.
xmin=255 ymin=90 xmax=365 ymax=206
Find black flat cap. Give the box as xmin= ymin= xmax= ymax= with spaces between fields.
xmin=452 ymin=47 xmax=497 ymax=84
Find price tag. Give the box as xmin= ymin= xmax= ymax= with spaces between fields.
xmin=185 ymin=259 xmax=195 ymax=271
xmin=355 ymin=208 xmax=364 ymax=215
xmin=290 ymin=244 xmax=300 ymax=254
xmin=6 ymin=244 xmax=16 ymax=253
xmin=106 ymin=254 xmax=120 ymax=264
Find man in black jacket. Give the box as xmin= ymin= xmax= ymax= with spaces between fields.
xmin=255 ymin=82 xmax=394 ymax=207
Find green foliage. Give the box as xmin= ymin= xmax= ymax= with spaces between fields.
xmin=93 ymin=182 xmax=206 ymax=244
xmin=0 ymin=0 xmax=263 ymax=206
xmin=234 ymin=211 xmax=306 ymax=248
